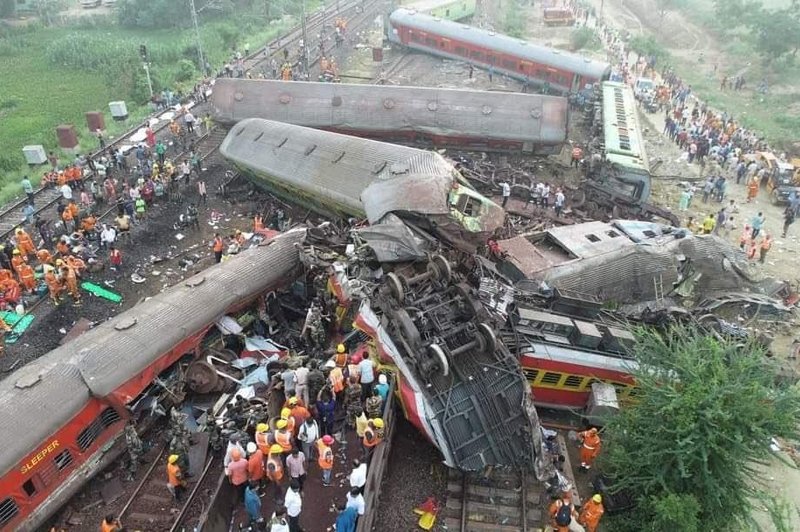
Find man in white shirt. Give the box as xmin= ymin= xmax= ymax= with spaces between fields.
xmin=346 ymin=487 xmax=366 ymax=516
xmin=284 ymin=480 xmax=303 ymax=530
xmin=554 ymin=189 xmax=566 ymax=217
xmin=100 ymin=224 xmax=116 ymax=250
xmin=61 ymin=183 xmax=73 ymax=201
xmin=269 ymin=508 xmax=290 ymax=532
xmin=297 ymin=417 xmax=319 ymax=464
xmin=349 ymin=459 xmax=367 ymax=494
xmin=501 ymin=181 xmax=511 ymax=208
xmin=294 ymin=364 xmax=310 ymax=406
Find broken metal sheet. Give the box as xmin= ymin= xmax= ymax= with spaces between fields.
xmin=216 ymin=315 xmax=243 ymax=335
xmin=697 ymin=292 xmax=792 ymax=319
xmin=355 ymin=217 xmax=427 ymax=262
xmin=361 ymin=167 xmax=452 ymax=224
xmin=240 ymin=365 xmax=270 ymax=387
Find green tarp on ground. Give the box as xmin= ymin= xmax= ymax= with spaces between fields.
xmin=81 ymin=282 xmax=123 ymax=303
xmin=0 ymin=311 xmax=35 ymax=344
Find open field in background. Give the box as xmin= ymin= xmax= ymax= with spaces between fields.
xmin=0 ymin=11 xmax=296 ymax=205
xmin=620 ymin=0 xmax=800 ymax=150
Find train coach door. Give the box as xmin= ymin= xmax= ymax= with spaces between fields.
xmin=571 ymin=73 xmax=582 ymax=93
xmin=440 ymin=38 xmax=451 ymax=52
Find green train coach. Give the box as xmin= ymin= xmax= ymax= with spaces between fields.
xmin=403 ymin=0 xmax=476 ymax=21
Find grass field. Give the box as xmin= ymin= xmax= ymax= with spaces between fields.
xmin=666 ymin=0 xmax=800 ymax=149
xmin=0 ymin=12 xmax=295 ymax=205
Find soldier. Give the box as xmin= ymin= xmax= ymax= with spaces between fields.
xmin=205 ymin=415 xmax=223 ymax=455
xmin=124 ymin=423 xmax=143 ymax=481
xmin=169 ymin=433 xmax=191 ymax=476
xmin=365 ymin=388 xmax=382 ymax=420
xmin=306 ymin=360 xmax=326 ymax=407
xmin=344 ymin=376 xmax=362 ymax=429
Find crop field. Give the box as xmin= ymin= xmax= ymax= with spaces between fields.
xmin=0 ymin=13 xmax=294 ymax=205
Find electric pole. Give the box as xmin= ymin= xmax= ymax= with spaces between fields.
xmin=190 ymin=0 xmax=207 ymax=75
xmin=140 ymin=44 xmax=154 ymax=98
xmin=300 ymin=0 xmax=309 ymax=76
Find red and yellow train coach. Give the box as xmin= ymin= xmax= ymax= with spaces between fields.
xmin=0 ymin=230 xmax=303 ymax=532
xmin=388 ymin=8 xmax=611 ymax=94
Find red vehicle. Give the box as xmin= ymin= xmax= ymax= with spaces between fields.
xmin=388 ymin=8 xmax=611 ymax=94
xmin=0 ymin=230 xmax=303 ymax=532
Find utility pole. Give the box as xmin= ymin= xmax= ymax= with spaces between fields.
xmin=140 ymin=44 xmax=154 ymax=98
xmin=190 ymin=0 xmax=207 ymax=75
xmin=300 ymin=0 xmax=309 ymax=77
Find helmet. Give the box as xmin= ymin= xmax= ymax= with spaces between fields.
xmin=590 ymin=427 xmax=598 ymax=434
xmin=378 ymin=374 xmax=387 ymax=385
xmin=236 ymin=229 xmax=242 ymax=234
xmin=246 ymin=442 xmax=257 ymax=454
xmin=593 ymin=494 xmax=602 ymax=503
xmin=280 ymin=408 xmax=291 ymax=419
xmin=288 ymin=397 xmax=298 ymax=405
xmin=257 ymin=423 xmax=269 ymax=433
xmin=337 ymin=343 xmax=346 ymax=354
xmin=373 ymin=418 xmax=384 ymax=429
xmin=12 ymin=249 xmax=19 ymax=255
xmin=322 ymin=435 xmax=334 ymax=445
xmin=276 ymin=419 xmax=288 ymax=429
xmin=15 ymin=228 xmax=21 ymax=234
xmin=231 ymin=449 xmax=241 ymax=460
xmin=168 ymin=454 xmax=179 ymax=464
xmin=270 ymin=444 xmax=283 ymax=454
xmin=55 ymin=259 xmax=64 ymax=266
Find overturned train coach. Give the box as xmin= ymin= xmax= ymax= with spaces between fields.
xmin=0 ymin=230 xmax=305 ymax=532
xmin=211 ymin=79 xmax=569 ymax=154
xmin=220 ymin=118 xmax=506 ymax=251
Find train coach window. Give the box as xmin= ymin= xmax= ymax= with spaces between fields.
xmin=455 ymin=46 xmax=466 ymax=56
xmin=100 ymin=407 xmax=122 ymax=428
xmin=22 ymin=480 xmax=36 ymax=497
xmin=502 ymin=59 xmax=515 ymax=69
xmin=78 ymin=407 xmax=121 ymax=452
xmin=540 ymin=372 xmax=562 ymax=386
xmin=425 ymin=37 xmax=437 ymax=46
xmin=0 ymin=498 xmax=19 ymax=526
xmin=54 ymin=449 xmax=74 ymax=471
xmin=469 ymin=50 xmax=483 ymax=60
xmin=564 ymin=375 xmax=584 ymax=389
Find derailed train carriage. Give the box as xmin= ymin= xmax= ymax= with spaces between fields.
xmin=211 ymin=79 xmax=569 ymax=154
xmin=0 ymin=231 xmax=305 ymax=532
xmin=220 ymin=118 xmax=506 ymax=251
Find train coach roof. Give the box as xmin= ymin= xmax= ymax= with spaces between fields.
xmin=211 ymin=79 xmax=568 ymax=145
xmin=0 ymin=355 xmax=90 ymax=477
xmin=0 ymin=229 xmax=304 ymax=477
xmin=390 ymin=8 xmax=610 ymax=80
xmin=221 ymin=118 xmax=458 ymax=223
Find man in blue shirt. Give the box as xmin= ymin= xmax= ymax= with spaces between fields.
xmin=375 ymin=374 xmax=389 ymax=403
xmin=244 ymin=481 xmax=261 ymax=525
xmin=335 ymin=503 xmax=357 ymax=532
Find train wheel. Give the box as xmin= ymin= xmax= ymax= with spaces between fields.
xmin=432 ymin=254 xmax=452 ymax=283
xmin=386 ymin=272 xmax=406 ymax=303
xmin=393 ymin=307 xmax=422 ymax=349
xmin=477 ymin=323 xmax=498 ymax=353
xmin=427 ymin=343 xmax=450 ymax=377
xmin=186 ymin=360 xmax=220 ymax=394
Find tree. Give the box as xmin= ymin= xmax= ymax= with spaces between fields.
xmin=601 ymin=326 xmax=800 ymax=532
xmin=748 ymin=3 xmax=800 ymax=64
xmin=0 ymin=0 xmax=15 ymax=18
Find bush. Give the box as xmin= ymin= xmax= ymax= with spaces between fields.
xmin=570 ymin=27 xmax=599 ymax=51
xmin=175 ymin=59 xmax=197 ymax=82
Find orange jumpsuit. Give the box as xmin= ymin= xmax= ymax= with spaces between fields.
xmin=747 ymin=178 xmax=759 ymax=202
xmin=62 ymin=266 xmax=80 ymax=302
xmin=578 ymin=429 xmax=601 ymax=469
xmin=44 ymin=270 xmax=63 ymax=303
xmin=18 ymin=264 xmax=36 ymax=292
xmin=16 ymin=230 xmax=35 ymax=256
xmin=0 ymin=279 xmax=20 ymax=305
xmin=0 ymin=269 xmax=12 ymax=282
xmin=36 ymin=249 xmax=53 ymax=265
xmin=68 ymin=202 xmax=79 ymax=220
xmin=578 ymin=499 xmax=605 ymax=532
xmin=66 ymin=256 xmax=86 ymax=276
xmin=11 ymin=254 xmax=26 ymax=274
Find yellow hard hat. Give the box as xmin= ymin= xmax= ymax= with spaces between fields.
xmin=373 ymin=418 xmax=384 ymax=429
xmin=12 ymin=249 xmax=19 ymax=255
xmin=270 ymin=444 xmax=283 ymax=454
xmin=337 ymin=343 xmax=346 ymax=354
xmin=257 ymin=423 xmax=269 ymax=433
xmin=276 ymin=419 xmax=288 ymax=429
xmin=288 ymin=397 xmax=298 ymax=405
xmin=593 ymin=494 xmax=602 ymax=503
xmin=15 ymin=228 xmax=21 ymax=234
xmin=55 ymin=259 xmax=64 ymax=266
xmin=281 ymin=408 xmax=291 ymax=419
xmin=168 ymin=454 xmax=179 ymax=464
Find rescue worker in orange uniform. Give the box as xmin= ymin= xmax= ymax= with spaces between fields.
xmin=747 ymin=176 xmax=759 ymax=202
xmin=36 ymin=248 xmax=53 ymax=266
xmin=549 ymin=492 xmax=579 ymax=532
xmin=18 ymin=263 xmax=36 ymax=293
xmin=15 ymin=228 xmax=35 ymax=257
xmin=100 ymin=514 xmax=122 ymax=532
xmin=11 ymin=249 xmax=26 ymax=274
xmin=253 ymin=215 xmax=264 ymax=232
xmin=362 ymin=418 xmax=383 ymax=463
xmin=213 ymin=233 xmax=224 ymax=263
xmin=66 ymin=255 xmax=86 ymax=277
xmin=246 ymin=441 xmax=265 ymax=486
xmin=334 ymin=342 xmax=348 ymax=368
xmin=61 ymin=262 xmax=81 ymax=305
xmin=0 ymin=278 xmax=21 ymax=308
xmin=287 ymin=396 xmax=310 ymax=429
xmin=317 ymin=434 xmax=335 ymax=486
xmin=44 ymin=265 xmax=63 ymax=305
xmin=0 ymin=269 xmax=12 ymax=282
xmin=266 ymin=444 xmax=285 ymax=502
xmin=166 ymin=454 xmax=187 ymax=501
xmin=274 ymin=418 xmax=293 ymax=453
xmin=578 ymin=427 xmax=601 ymax=471
xmin=255 ymin=422 xmax=272 ymax=455
xmin=234 ymin=229 xmax=246 ymax=248
xmin=578 ymin=494 xmax=605 ymax=532
xmin=280 ymin=407 xmax=297 ymax=435
xmin=80 ymin=213 xmax=97 ymax=234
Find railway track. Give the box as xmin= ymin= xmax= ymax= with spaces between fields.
xmin=117 ymin=445 xmax=216 ymax=532
xmin=444 ymin=468 xmax=544 ymax=532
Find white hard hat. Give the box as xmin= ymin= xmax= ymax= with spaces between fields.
xmin=246 ymin=442 xmax=257 ymax=454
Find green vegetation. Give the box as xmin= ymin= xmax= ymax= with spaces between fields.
xmin=502 ymin=0 xmax=526 ymax=39
xmin=600 ymin=327 xmax=800 ymax=532
xmin=0 ymin=0 xmax=303 ymax=204
xmin=569 ymin=27 xmax=601 ymax=51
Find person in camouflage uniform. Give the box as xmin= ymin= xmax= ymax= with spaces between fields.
xmin=344 ymin=376 xmax=362 ymax=429
xmin=365 ymin=388 xmax=382 ymax=420
xmin=170 ymin=433 xmax=191 ymax=475
xmin=124 ymin=423 xmax=143 ymax=481
xmin=205 ymin=415 xmax=223 ymax=455
xmin=306 ymin=360 xmax=326 ymax=407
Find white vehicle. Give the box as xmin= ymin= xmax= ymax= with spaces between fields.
xmin=633 ymin=77 xmax=655 ymax=99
